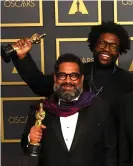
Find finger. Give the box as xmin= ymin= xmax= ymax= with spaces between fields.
xmin=17 ymin=40 xmax=24 ymax=48
xmin=20 ymin=39 xmax=28 ymax=48
xmin=30 ymin=134 xmax=42 ymax=141
xmin=31 ymin=134 xmax=42 ymax=140
xmin=35 ymin=127 xmax=43 ymax=132
xmin=41 ymin=124 xmax=46 ymax=129
xmin=31 ymin=130 xmax=43 ymax=136
xmin=32 ymin=126 xmax=42 ymax=132
xmin=25 ymin=38 xmax=31 ymax=44
xmin=13 ymin=42 xmax=20 ymax=48
xmin=31 ymin=139 xmax=41 ymax=143
xmin=25 ymin=38 xmax=32 ymax=47
xmin=35 ymin=136 xmax=42 ymax=141
xmin=34 ymin=131 xmax=42 ymax=137
xmin=20 ymin=38 xmax=26 ymax=45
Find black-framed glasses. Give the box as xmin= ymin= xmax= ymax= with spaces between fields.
xmin=56 ymin=72 xmax=82 ymax=81
xmin=98 ymin=40 xmax=119 ymax=52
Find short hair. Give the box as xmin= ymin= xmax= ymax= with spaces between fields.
xmin=87 ymin=21 xmax=131 ymax=55
xmin=54 ymin=53 xmax=84 ymax=74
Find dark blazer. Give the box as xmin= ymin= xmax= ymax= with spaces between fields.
xmin=13 ymin=55 xmax=133 ymax=103
xmin=21 ymin=97 xmax=117 ymax=166
xmin=118 ymin=92 xmax=133 ymax=166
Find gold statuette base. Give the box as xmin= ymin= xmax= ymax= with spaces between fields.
xmin=28 ymin=143 xmax=41 ymax=156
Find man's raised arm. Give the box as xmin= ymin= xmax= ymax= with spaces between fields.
xmin=12 ymin=38 xmax=54 ymax=97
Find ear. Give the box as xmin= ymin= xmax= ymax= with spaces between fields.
xmin=54 ymin=73 xmax=57 ymax=82
xmin=81 ymin=75 xmax=84 ymax=82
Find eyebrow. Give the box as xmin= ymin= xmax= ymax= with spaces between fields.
xmin=100 ymin=40 xmax=118 ymax=45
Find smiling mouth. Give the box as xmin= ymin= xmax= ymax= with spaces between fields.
xmin=101 ymin=53 xmax=110 ymax=57
xmin=62 ymin=85 xmax=74 ymax=89
xmin=99 ymin=53 xmax=111 ymax=60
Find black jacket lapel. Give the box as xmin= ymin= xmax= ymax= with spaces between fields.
xmin=52 ymin=115 xmax=68 ymax=151
xmin=70 ymin=108 xmax=88 ymax=151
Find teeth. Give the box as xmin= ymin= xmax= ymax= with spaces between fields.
xmin=101 ymin=54 xmax=110 ymax=57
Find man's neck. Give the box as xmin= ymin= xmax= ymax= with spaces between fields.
xmin=93 ymin=61 xmax=117 ymax=75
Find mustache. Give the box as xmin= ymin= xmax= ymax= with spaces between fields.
xmin=60 ymin=82 xmax=75 ymax=87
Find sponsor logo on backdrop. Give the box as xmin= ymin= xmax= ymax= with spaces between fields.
xmin=1 ymin=97 xmax=42 ymax=142
xmin=122 ymin=0 xmax=133 ymax=5
xmin=55 ymin=0 xmax=101 ymax=26
xmin=1 ymin=0 xmax=43 ymax=27
xmin=4 ymin=0 xmax=35 ymax=7
xmin=68 ymin=0 xmax=89 ymax=15
xmin=8 ymin=116 xmax=28 ymax=124
xmin=81 ymin=57 xmax=94 ymax=63
xmin=129 ymin=61 xmax=133 ymax=71
xmin=114 ymin=0 xmax=133 ymax=24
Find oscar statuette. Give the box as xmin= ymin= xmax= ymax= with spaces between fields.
xmin=1 ymin=33 xmax=46 ymax=63
xmin=28 ymin=103 xmax=46 ymax=156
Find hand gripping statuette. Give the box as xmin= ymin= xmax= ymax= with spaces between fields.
xmin=28 ymin=103 xmax=46 ymax=156
xmin=1 ymin=33 xmax=46 ymax=63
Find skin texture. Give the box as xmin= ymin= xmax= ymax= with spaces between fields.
xmin=54 ymin=62 xmax=84 ymax=92
xmin=13 ymin=38 xmax=32 ymax=59
xmin=94 ymin=33 xmax=120 ymax=67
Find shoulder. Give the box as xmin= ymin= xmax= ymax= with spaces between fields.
xmin=116 ymin=67 xmax=133 ymax=80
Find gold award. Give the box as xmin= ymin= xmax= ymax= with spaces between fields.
xmin=13 ymin=33 xmax=46 ymax=50
xmin=1 ymin=33 xmax=46 ymax=63
xmin=28 ymin=102 xmax=46 ymax=156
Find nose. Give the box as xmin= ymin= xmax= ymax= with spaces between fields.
xmin=104 ymin=43 xmax=110 ymax=51
xmin=66 ymin=75 xmax=71 ymax=82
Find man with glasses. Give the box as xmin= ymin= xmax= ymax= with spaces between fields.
xmin=12 ymin=21 xmax=133 ymax=115
xmin=21 ymin=53 xmax=117 ymax=166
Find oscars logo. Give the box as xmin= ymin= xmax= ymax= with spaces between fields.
xmin=122 ymin=0 xmax=133 ymax=5
xmin=12 ymin=67 xmax=17 ymax=74
xmin=8 ymin=116 xmax=28 ymax=124
xmin=129 ymin=61 xmax=133 ymax=71
xmin=81 ymin=57 xmax=94 ymax=63
xmin=68 ymin=0 xmax=88 ymax=14
xmin=4 ymin=0 xmax=35 ymax=7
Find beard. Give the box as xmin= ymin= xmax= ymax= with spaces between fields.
xmin=53 ymin=82 xmax=83 ymax=102
xmin=93 ymin=50 xmax=118 ymax=68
